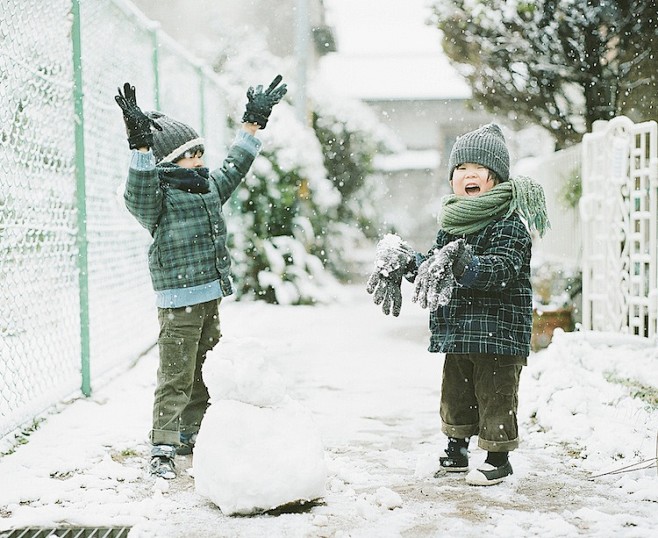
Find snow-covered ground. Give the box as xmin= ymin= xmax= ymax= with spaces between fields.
xmin=0 ymin=283 xmax=656 ymax=537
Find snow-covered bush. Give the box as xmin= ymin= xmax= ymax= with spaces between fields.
xmin=222 ymin=80 xmax=342 ymax=303
xmin=209 ymin=46 xmax=343 ymax=304
xmin=310 ymin=87 xmax=403 ymax=280
xmin=215 ymin=45 xmax=401 ymax=301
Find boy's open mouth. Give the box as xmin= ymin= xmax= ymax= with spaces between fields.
xmin=465 ymin=183 xmax=481 ymax=195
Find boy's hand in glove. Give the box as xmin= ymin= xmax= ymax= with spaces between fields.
xmin=242 ymin=74 xmax=288 ymax=129
xmin=412 ymin=239 xmax=472 ymax=310
xmin=115 ymin=82 xmax=162 ymax=149
xmin=366 ymin=234 xmax=415 ymax=317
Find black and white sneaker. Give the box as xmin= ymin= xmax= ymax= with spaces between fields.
xmin=434 ymin=439 xmax=468 ymax=478
xmin=465 ymin=460 xmax=513 ymax=486
xmin=150 ymin=444 xmax=176 ymax=479
xmin=435 ymin=438 xmax=469 ymax=475
xmin=438 ymin=453 xmax=469 ymax=473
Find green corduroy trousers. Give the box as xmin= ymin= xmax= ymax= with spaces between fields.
xmin=440 ymin=353 xmax=526 ymax=452
xmin=150 ymin=299 xmax=221 ymax=447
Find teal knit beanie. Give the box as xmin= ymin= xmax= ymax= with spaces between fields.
xmin=448 ymin=123 xmax=510 ymax=182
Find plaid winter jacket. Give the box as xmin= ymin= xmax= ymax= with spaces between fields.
xmin=124 ymin=141 xmax=257 ymax=296
xmin=424 ymin=213 xmax=532 ymax=357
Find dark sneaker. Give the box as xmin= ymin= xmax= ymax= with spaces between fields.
xmin=150 ymin=444 xmax=176 ymax=479
xmin=178 ymin=432 xmax=197 ymax=456
xmin=435 ymin=440 xmax=469 ymax=475
xmin=465 ymin=460 xmax=513 ymax=486
xmin=436 ymin=452 xmax=469 ymax=474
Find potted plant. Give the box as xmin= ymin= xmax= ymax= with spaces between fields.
xmin=531 ymin=262 xmax=581 ymax=351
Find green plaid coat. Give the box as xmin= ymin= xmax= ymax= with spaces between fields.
xmin=124 ymin=144 xmax=256 ymax=296
xmin=425 ymin=213 xmax=533 ymax=357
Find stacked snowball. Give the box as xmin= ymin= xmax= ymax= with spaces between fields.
xmin=193 ymin=338 xmax=327 ymax=515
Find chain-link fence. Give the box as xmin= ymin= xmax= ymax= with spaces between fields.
xmin=0 ymin=0 xmax=227 ymax=445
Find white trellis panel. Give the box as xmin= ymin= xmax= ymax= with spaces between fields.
xmin=580 ymin=117 xmax=658 ymax=337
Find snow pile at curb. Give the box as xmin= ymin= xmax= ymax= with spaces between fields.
xmin=523 ymin=329 xmax=658 ymax=502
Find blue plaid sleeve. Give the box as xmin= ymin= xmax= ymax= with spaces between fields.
xmin=210 ymin=133 xmax=259 ymax=204
xmin=124 ymin=150 xmax=163 ymax=235
xmin=232 ymin=129 xmax=262 ymax=156
xmin=463 ymin=217 xmax=531 ymax=291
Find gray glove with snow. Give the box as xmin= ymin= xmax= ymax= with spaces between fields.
xmin=412 ymin=239 xmax=472 ymax=310
xmin=366 ymin=234 xmax=415 ymax=317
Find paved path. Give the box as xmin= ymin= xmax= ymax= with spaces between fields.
xmin=0 ymin=285 xmax=656 ymax=537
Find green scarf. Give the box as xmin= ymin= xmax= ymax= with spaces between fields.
xmin=439 ymin=175 xmax=550 ymax=237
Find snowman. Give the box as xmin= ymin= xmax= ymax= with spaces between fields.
xmin=193 ymin=338 xmax=327 ymax=515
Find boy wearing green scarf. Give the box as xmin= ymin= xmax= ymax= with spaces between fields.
xmin=367 ymin=123 xmax=549 ymax=486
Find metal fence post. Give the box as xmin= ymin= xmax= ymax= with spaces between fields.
xmin=294 ymin=0 xmax=309 ymax=124
xmin=198 ymin=67 xmax=206 ymax=138
xmin=71 ymin=0 xmax=91 ymax=397
xmin=151 ymin=26 xmax=161 ymax=110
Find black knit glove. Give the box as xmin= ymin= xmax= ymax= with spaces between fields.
xmin=242 ymin=75 xmax=288 ymax=129
xmin=114 ymin=82 xmax=162 ymax=149
xmin=412 ymin=239 xmax=471 ymax=310
xmin=366 ymin=234 xmax=415 ymax=317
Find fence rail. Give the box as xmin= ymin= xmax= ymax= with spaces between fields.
xmin=0 ymin=0 xmax=227 ymax=445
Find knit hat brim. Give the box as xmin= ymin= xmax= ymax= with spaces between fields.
xmin=160 ymin=137 xmax=205 ymax=164
xmin=146 ymin=111 xmax=203 ymax=164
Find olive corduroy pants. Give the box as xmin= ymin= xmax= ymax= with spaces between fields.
xmin=150 ymin=299 xmax=221 ymax=447
xmin=440 ymin=353 xmax=526 ymax=452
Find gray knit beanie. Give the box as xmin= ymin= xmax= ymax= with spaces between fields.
xmin=146 ymin=111 xmax=204 ymax=164
xmin=448 ymin=123 xmax=510 ymax=182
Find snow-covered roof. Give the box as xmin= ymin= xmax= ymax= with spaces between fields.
xmin=318 ymin=53 xmax=472 ymax=101
xmin=320 ymin=0 xmax=472 ymax=101
xmin=374 ymin=148 xmax=441 ymax=171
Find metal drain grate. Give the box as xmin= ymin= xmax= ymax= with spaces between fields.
xmin=0 ymin=529 xmax=131 ymax=538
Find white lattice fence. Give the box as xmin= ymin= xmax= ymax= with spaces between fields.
xmin=581 ymin=117 xmax=658 ymax=337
